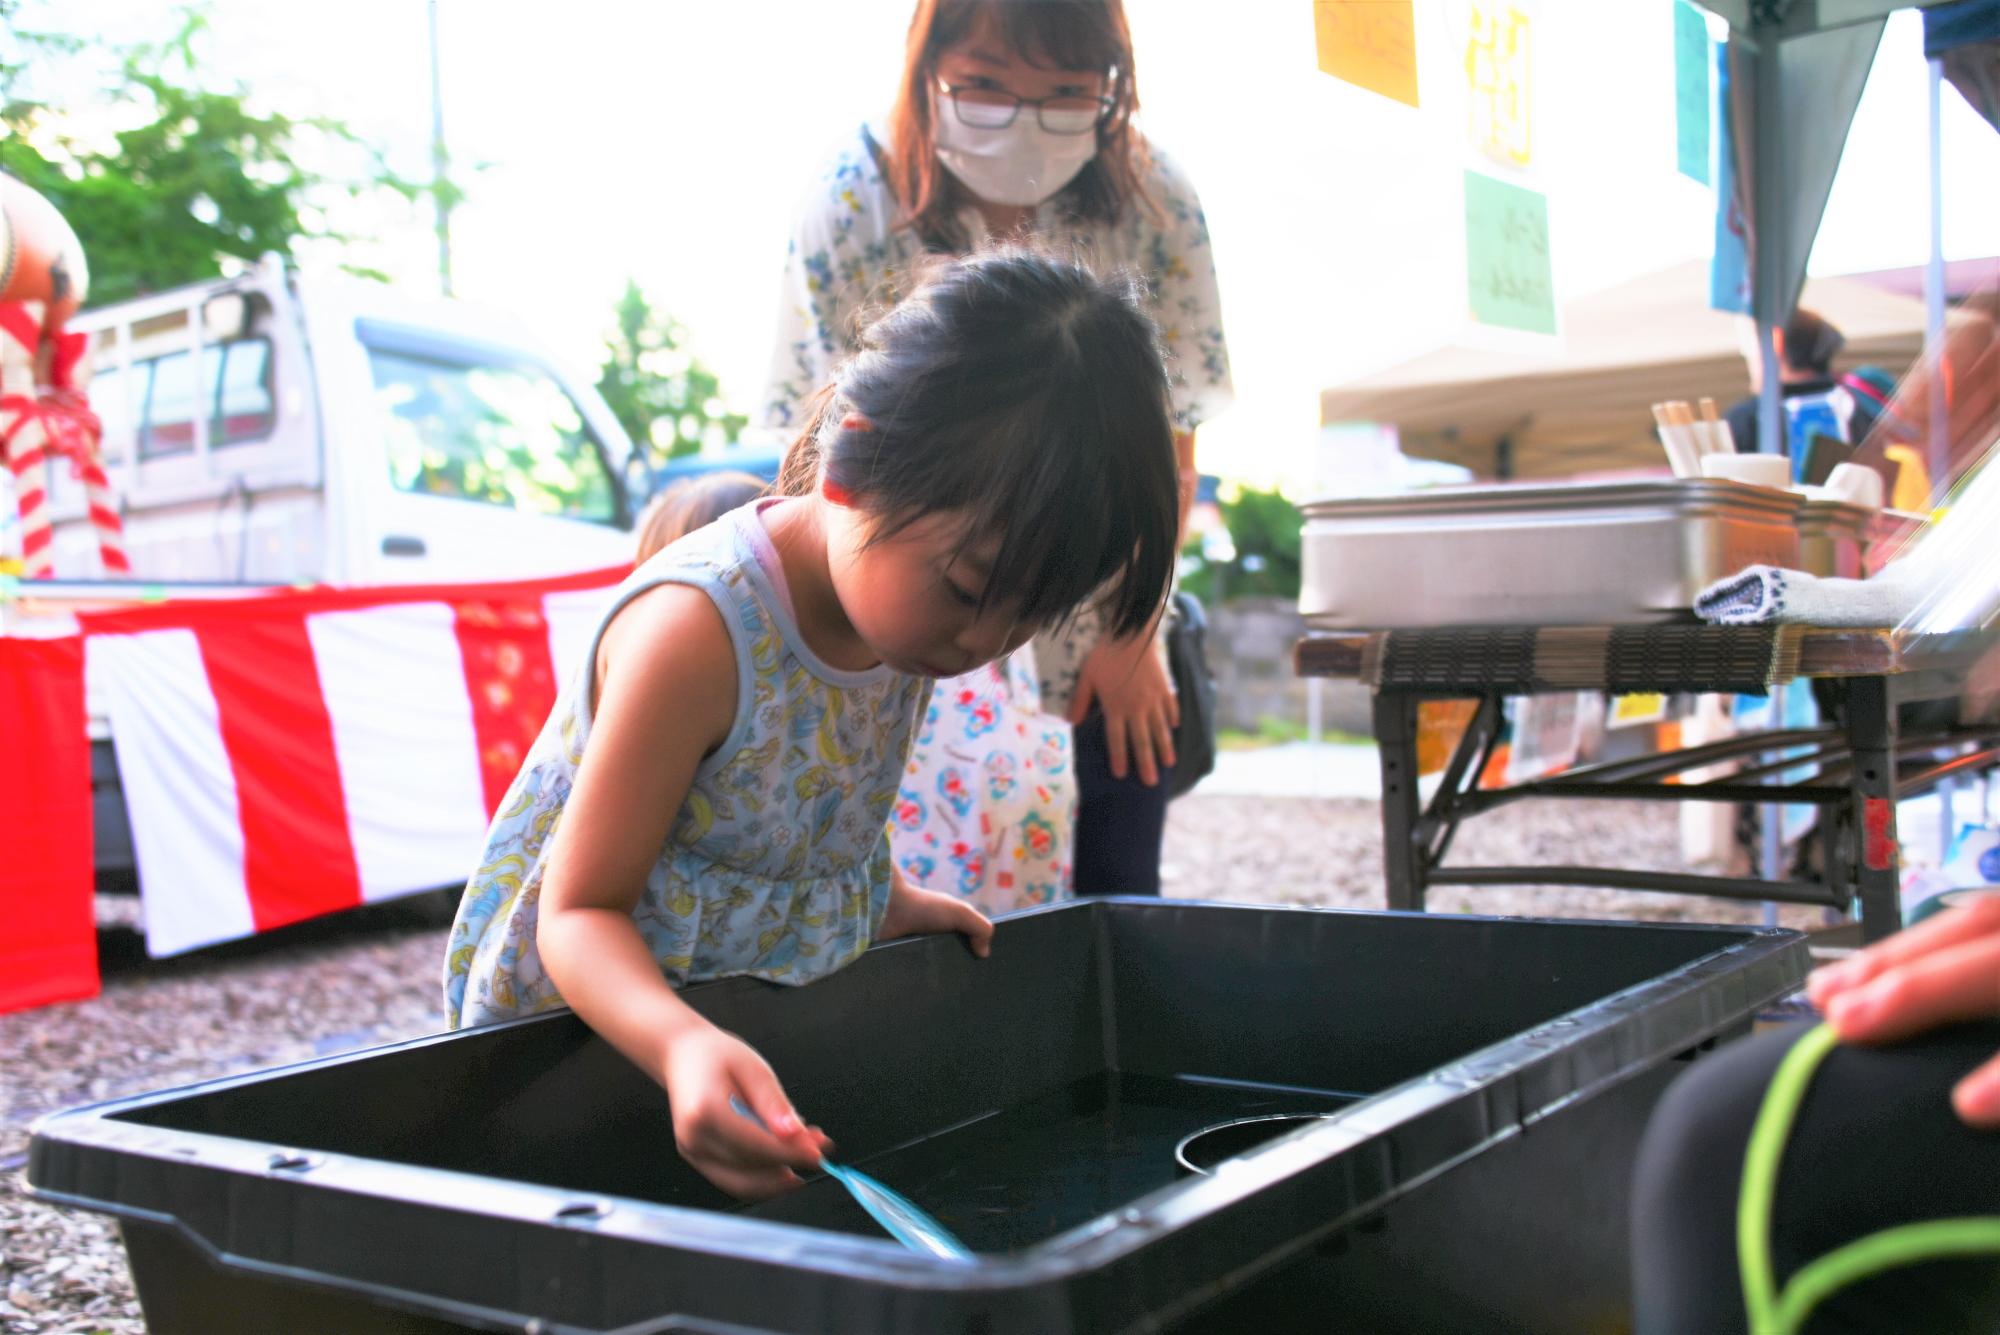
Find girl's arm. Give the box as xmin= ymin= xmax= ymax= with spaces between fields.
xmin=536 ymin=583 xmax=829 ymax=1198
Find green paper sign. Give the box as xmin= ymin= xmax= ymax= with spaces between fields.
xmin=1674 ymin=0 xmax=1711 ymax=184
xmin=1464 ymin=170 xmax=1556 ymax=335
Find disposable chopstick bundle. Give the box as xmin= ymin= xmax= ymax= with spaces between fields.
xmin=1667 ymin=401 xmax=1702 ymax=455
xmin=1697 ymin=397 xmax=1733 ymax=454
xmin=1652 ymin=401 xmax=1700 ymax=477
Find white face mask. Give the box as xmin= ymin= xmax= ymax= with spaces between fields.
xmin=933 ymin=107 xmax=1100 ymax=208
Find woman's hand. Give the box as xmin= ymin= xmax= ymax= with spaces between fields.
xmin=879 ymin=868 xmax=994 ymax=958
xmin=1069 ymin=630 xmax=1178 ymax=787
xmin=1807 ymin=893 xmax=2000 ymax=1128
xmin=659 ymin=1018 xmax=834 ymax=1199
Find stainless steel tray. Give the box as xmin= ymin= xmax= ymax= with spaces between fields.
xmin=1795 ymin=497 xmax=1872 ymax=579
xmin=1299 ymin=479 xmax=1801 ymax=628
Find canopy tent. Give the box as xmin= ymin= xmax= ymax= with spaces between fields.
xmin=1319 ymin=260 xmax=1953 ymax=479
xmin=1709 ymin=0 xmax=1999 ymax=477
xmin=1926 ymin=0 xmax=2000 ymax=130
xmin=1318 ymin=0 xmax=1993 ymax=482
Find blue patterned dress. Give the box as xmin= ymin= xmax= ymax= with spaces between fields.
xmin=443 ymin=505 xmax=930 ymax=1029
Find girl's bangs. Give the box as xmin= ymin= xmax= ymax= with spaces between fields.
xmin=861 ymin=419 xmax=1146 ymax=633
xmin=959 ymin=418 xmax=1166 ymax=633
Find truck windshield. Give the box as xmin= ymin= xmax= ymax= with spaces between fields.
xmin=368 ymin=347 xmax=619 ymax=525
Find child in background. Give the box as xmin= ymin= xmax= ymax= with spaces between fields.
xmin=443 ymin=250 xmax=1181 ymax=1199
xmin=634 ymin=470 xmax=768 ymax=564
xmin=893 ymin=641 xmax=1078 ymax=917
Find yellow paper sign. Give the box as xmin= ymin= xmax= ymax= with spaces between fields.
xmin=1609 ymin=693 xmax=1669 ymax=727
xmin=1465 ymin=0 xmax=1532 ymax=170
xmin=1314 ymin=0 xmax=1420 ymax=109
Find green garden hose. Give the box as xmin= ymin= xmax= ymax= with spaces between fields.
xmin=1737 ymin=1022 xmax=2000 ymax=1335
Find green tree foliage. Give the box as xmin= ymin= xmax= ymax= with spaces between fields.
xmin=0 ymin=7 xmax=436 ymax=306
xmin=594 ymin=280 xmax=745 ymax=465
xmin=1179 ymin=484 xmax=1303 ymax=604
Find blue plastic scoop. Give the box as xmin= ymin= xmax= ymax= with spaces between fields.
xmin=730 ymin=1096 xmax=973 ymax=1261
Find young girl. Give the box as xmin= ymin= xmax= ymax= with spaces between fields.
xmin=442 ymin=250 xmax=1180 ymax=1199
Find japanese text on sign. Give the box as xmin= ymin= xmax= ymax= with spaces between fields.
xmin=1465 ymin=170 xmax=1556 ymax=334
xmin=1313 ymin=0 xmax=1421 ymax=108
xmin=1465 ymin=0 xmax=1532 ymax=169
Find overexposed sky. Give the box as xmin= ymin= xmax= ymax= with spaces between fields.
xmin=30 ymin=1 xmax=2000 ymax=487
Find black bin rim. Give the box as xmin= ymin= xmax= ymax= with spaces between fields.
xmin=27 ymin=899 xmax=1811 ymax=1332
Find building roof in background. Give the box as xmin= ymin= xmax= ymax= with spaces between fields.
xmin=1837 ymin=254 xmax=2000 ymax=302
xmin=1317 ymin=259 xmax=1967 ymax=480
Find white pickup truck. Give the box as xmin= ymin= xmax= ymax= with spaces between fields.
xmin=8 ymin=257 xmax=645 ymax=882
xmin=32 ymin=254 xmax=643 ymax=585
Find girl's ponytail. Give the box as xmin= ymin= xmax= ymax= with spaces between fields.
xmin=777 ymin=384 xmax=840 ymax=497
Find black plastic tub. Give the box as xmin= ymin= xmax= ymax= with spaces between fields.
xmin=29 ymin=900 xmax=1806 ymax=1334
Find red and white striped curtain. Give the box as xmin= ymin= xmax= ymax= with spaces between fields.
xmin=0 ymin=563 xmax=626 ymax=1013
xmin=0 ymin=634 xmax=97 ymax=1013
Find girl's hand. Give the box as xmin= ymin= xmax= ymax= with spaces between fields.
xmin=1069 ymin=630 xmax=1178 ymax=787
xmin=659 ymin=1019 xmax=833 ymax=1198
xmin=879 ymin=869 xmax=994 ymax=958
xmin=1807 ymin=894 xmax=2000 ymax=1128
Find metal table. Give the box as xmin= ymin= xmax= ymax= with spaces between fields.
xmin=1295 ymin=625 xmax=2000 ymax=942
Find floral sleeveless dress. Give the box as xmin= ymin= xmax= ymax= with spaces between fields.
xmin=443 ymin=504 xmax=930 ymax=1029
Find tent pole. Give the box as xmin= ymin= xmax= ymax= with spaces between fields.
xmin=1752 ymin=25 xmax=1788 ymax=465
xmin=1926 ymin=54 xmax=1950 ymax=490
xmin=430 ymin=0 xmax=453 ymax=299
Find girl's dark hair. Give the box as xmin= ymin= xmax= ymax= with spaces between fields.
xmin=885 ymin=0 xmax=1156 ymax=249
xmin=779 ymin=249 xmax=1178 ymax=639
xmin=634 ymin=470 xmax=768 ymax=564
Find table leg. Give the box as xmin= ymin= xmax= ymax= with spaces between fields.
xmin=1844 ymin=676 xmax=1904 ymax=943
xmin=1758 ymin=683 xmax=1788 ymax=929
xmin=1820 ymin=792 xmax=1851 ymax=926
xmin=1375 ymin=692 xmax=1425 ymax=913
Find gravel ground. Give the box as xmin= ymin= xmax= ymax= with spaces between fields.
xmin=0 ymin=901 xmax=449 ymax=1334
xmin=0 ymin=795 xmax=1816 ymax=1333
xmin=1161 ymin=795 xmax=1822 ymax=927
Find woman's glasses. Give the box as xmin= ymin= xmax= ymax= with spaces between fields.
xmin=939 ymin=82 xmax=1110 ymax=135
